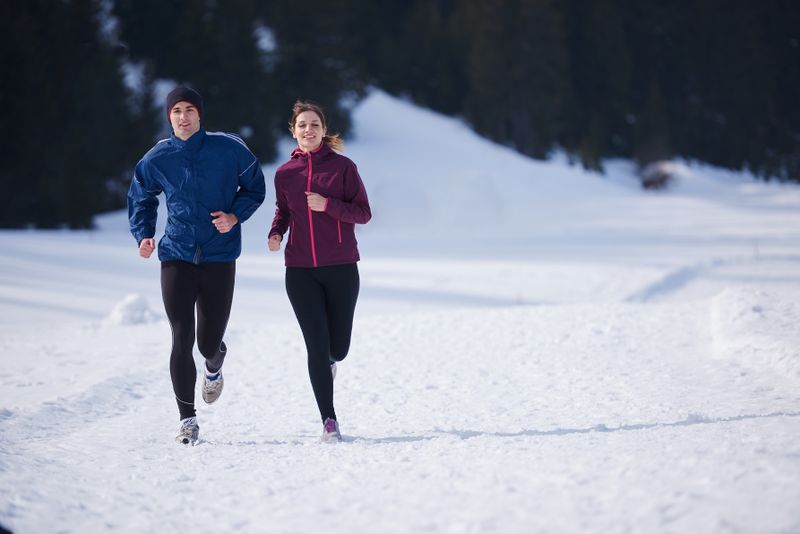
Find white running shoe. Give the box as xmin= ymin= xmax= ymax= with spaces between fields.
xmin=175 ymin=417 xmax=199 ymax=445
xmin=321 ymin=417 xmax=342 ymax=443
xmin=202 ymin=365 xmax=224 ymax=404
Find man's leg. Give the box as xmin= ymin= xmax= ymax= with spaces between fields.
xmin=161 ymin=261 xmax=199 ymax=420
xmin=196 ymin=261 xmax=235 ymax=372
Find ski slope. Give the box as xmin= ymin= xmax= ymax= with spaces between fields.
xmin=1 ymin=91 xmax=799 ymax=533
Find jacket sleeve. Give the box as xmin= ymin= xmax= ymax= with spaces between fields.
xmin=127 ymin=160 xmax=162 ymax=246
xmin=269 ymin=176 xmax=290 ymax=238
xmin=230 ymin=146 xmax=266 ymax=223
xmin=324 ymin=161 xmax=372 ymax=224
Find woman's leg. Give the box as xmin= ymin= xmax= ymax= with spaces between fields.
xmin=286 ymin=267 xmax=335 ymax=422
xmin=161 ymin=261 xmax=199 ymax=420
xmin=321 ymin=263 xmax=360 ymax=362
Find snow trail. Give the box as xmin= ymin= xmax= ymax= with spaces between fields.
xmin=3 ymin=300 xmax=800 ymax=532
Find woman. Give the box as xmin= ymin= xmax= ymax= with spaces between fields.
xmin=268 ymin=100 xmax=371 ymax=442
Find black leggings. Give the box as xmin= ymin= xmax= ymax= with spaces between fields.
xmin=161 ymin=260 xmax=235 ymax=420
xmin=286 ymin=263 xmax=360 ymax=422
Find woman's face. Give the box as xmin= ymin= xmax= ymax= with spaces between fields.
xmin=292 ymin=111 xmax=326 ymax=152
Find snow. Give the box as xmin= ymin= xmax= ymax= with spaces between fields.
xmin=2 ymin=90 xmax=800 ymax=533
xmin=106 ymin=294 xmax=160 ymax=326
xmin=710 ymin=286 xmax=800 ymax=379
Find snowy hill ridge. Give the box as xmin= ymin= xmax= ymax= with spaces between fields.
xmin=1 ymin=90 xmax=800 ymax=533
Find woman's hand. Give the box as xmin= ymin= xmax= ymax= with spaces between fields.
xmin=139 ymin=238 xmax=155 ymax=259
xmin=268 ymin=234 xmax=282 ymax=252
xmin=305 ymin=192 xmax=327 ymax=212
xmin=211 ymin=211 xmax=238 ymax=233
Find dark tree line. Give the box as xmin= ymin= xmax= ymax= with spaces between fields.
xmin=363 ymin=0 xmax=799 ymax=178
xmin=1 ymin=0 xmax=798 ymax=228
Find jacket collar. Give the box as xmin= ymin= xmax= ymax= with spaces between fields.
xmin=171 ymin=128 xmax=206 ymax=150
xmin=291 ymin=142 xmax=330 ymax=160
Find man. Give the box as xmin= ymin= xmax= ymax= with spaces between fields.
xmin=128 ymin=86 xmax=265 ymax=445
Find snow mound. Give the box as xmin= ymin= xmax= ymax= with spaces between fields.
xmin=710 ymin=286 xmax=800 ymax=379
xmin=106 ymin=294 xmax=160 ymax=325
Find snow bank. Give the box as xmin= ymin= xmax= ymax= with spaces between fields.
xmin=710 ymin=286 xmax=800 ymax=379
xmin=106 ymin=293 xmax=160 ymax=325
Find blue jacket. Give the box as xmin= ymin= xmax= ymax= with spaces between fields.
xmin=128 ymin=128 xmax=266 ymax=263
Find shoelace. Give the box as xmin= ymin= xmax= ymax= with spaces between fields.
xmin=203 ymin=374 xmax=222 ymax=391
xmin=179 ymin=419 xmax=198 ymax=434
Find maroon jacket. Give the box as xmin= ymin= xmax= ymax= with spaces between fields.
xmin=269 ymin=142 xmax=371 ymax=267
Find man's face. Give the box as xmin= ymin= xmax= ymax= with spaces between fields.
xmin=170 ymin=101 xmax=201 ymax=140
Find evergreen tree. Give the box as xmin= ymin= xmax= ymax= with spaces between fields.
xmin=255 ymin=0 xmax=372 ymax=139
xmin=114 ymin=0 xmax=280 ymax=161
xmin=0 ymin=0 xmax=154 ymax=228
xmin=459 ymin=0 xmax=569 ymax=158
xmin=563 ymin=0 xmax=633 ymax=170
xmin=762 ymin=0 xmax=800 ymax=180
xmin=373 ymin=0 xmax=468 ymax=115
xmin=624 ymin=0 xmax=800 ymax=180
xmin=676 ymin=0 xmax=799 ymax=179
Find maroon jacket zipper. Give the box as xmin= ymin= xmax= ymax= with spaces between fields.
xmin=305 ymin=155 xmax=318 ymax=267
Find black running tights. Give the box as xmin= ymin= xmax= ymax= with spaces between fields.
xmin=285 ymin=263 xmax=360 ymax=422
xmin=161 ymin=260 xmax=235 ymax=420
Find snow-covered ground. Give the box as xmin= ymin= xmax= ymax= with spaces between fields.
xmin=1 ymin=91 xmax=799 ymax=533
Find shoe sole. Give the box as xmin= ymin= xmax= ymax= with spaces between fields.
xmin=202 ymin=391 xmax=222 ymax=404
xmin=175 ymin=430 xmax=199 ymax=445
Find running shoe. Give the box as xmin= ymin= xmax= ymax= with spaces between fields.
xmin=321 ymin=417 xmax=341 ymax=443
xmin=175 ymin=417 xmax=199 ymax=445
xmin=202 ymin=365 xmax=224 ymax=404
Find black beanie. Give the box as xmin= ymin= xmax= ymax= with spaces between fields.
xmin=166 ymin=86 xmax=203 ymax=121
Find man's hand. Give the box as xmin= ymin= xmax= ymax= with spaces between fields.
xmin=211 ymin=211 xmax=238 ymax=233
xmin=139 ymin=238 xmax=155 ymax=258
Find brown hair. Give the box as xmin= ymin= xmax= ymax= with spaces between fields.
xmin=288 ymin=100 xmax=344 ymax=153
